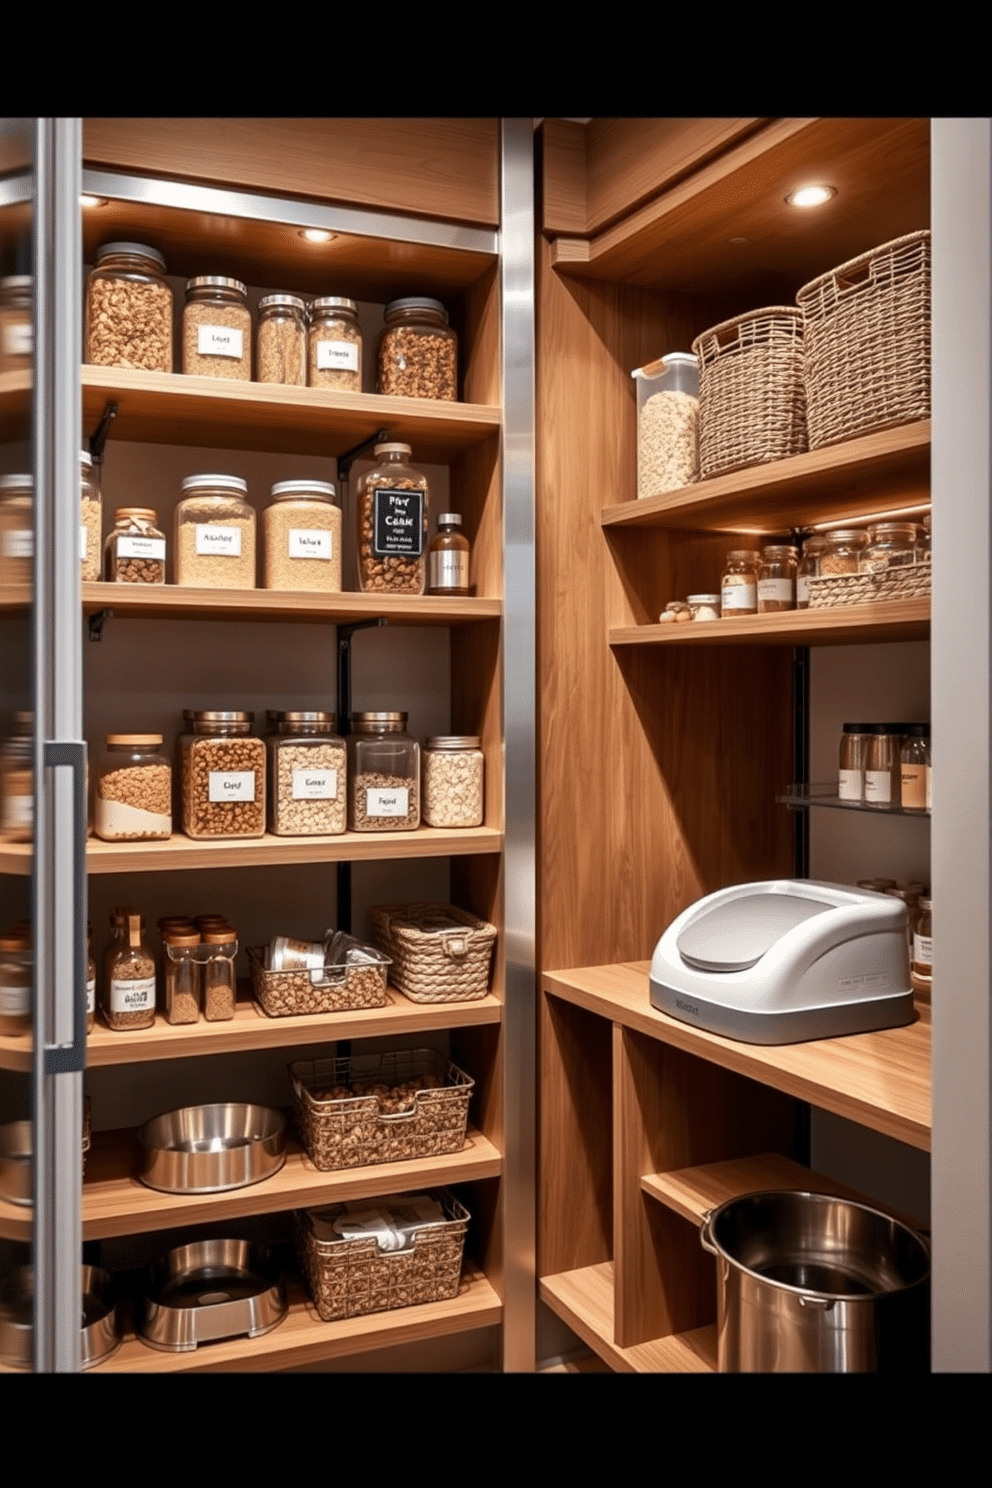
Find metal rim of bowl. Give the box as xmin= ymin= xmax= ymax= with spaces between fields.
xmin=136 ymin=1102 xmax=287 ymax=1195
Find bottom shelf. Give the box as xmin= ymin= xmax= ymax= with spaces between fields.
xmin=539 ymin=1263 xmax=716 ymax=1374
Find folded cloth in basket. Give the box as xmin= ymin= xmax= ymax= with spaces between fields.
xmin=308 ymin=1196 xmax=448 ymax=1252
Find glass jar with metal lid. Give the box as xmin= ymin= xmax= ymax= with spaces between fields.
xmin=175 ymin=475 xmax=256 ymax=589
xmin=860 ymin=522 xmax=919 ymax=573
xmin=104 ymin=507 xmax=166 ymax=584
xmin=376 ymin=297 xmax=457 ymax=401
xmin=256 ymin=294 xmax=307 ymax=386
xmin=900 ymin=723 xmax=930 ymax=812
xmin=864 ymin=724 xmax=904 ymax=807
xmin=347 ymin=712 xmax=420 ymax=831
xmin=757 ymin=544 xmax=798 ymax=613
xmin=179 ymin=711 xmax=266 ymax=840
xmin=163 ymin=927 xmax=201 ymax=1025
xmin=308 ymin=297 xmax=362 ymax=391
xmin=267 ymin=711 xmax=346 ymax=837
xmin=263 ymin=480 xmax=342 ymax=593
xmin=838 ymin=722 xmax=872 ymax=802
xmin=0 ymin=927 xmax=31 ymax=1037
xmin=428 ymin=513 xmax=470 ymax=595
xmin=355 ymin=443 xmax=429 ymax=595
xmin=687 ymin=594 xmax=721 ymax=622
xmin=0 ymin=473 xmax=32 ymax=587
xmin=201 ymin=924 xmax=238 ymax=1022
xmin=721 ymin=550 xmax=760 ymax=617
xmin=0 ymin=713 xmax=32 ymax=844
xmin=103 ymin=912 xmax=156 ymax=1032
xmin=795 ymin=535 xmax=827 ymax=609
xmin=80 ymin=451 xmax=102 ymax=583
xmin=422 ymin=736 xmax=484 ymax=828
xmin=182 ymin=276 xmax=251 ymax=379
xmin=0 ymin=275 xmax=32 ymax=372
xmin=819 ymin=528 xmax=869 ymax=578
xmin=95 ymin=734 xmax=172 ymax=842
xmin=85 ymin=242 xmax=173 ymax=372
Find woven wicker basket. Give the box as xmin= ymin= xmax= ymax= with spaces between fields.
xmin=289 ymin=1048 xmax=473 ymax=1172
xmin=296 ymin=1188 xmax=469 ymax=1322
xmin=692 ymin=307 xmax=807 ymax=478
xmin=797 ymin=230 xmax=931 ymax=450
xmin=807 ymin=558 xmax=931 ymax=609
xmin=248 ymin=944 xmax=389 ymax=1018
xmin=368 ymin=902 xmax=496 ymax=1003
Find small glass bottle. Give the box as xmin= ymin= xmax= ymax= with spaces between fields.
xmin=0 ymin=712 xmax=33 ymax=843
xmin=202 ymin=924 xmax=238 ymax=1022
xmin=839 ymin=723 xmax=872 ymax=803
xmin=422 ymin=736 xmax=484 ymax=828
xmin=267 ymin=711 xmax=347 ymax=837
xmin=0 ymin=275 xmax=32 ymax=372
xmin=103 ymin=912 xmax=156 ymax=1032
xmin=175 ymin=475 xmax=256 ymax=589
xmin=376 ymin=297 xmax=457 ymax=400
xmin=795 ymin=535 xmax=827 ymax=609
xmin=86 ymin=242 xmax=173 ymax=372
xmin=0 ymin=927 xmax=31 ymax=1037
xmin=95 ymin=733 xmax=172 ymax=842
xmin=163 ymin=927 xmax=201 ymax=1025
xmin=911 ymin=897 xmax=932 ymax=992
xmin=104 ymin=507 xmax=166 ymax=584
xmin=428 ymin=513 xmax=470 ymax=595
xmin=80 ymin=450 xmax=102 ymax=583
xmin=861 ymin=522 xmax=919 ymax=573
xmin=182 ymin=276 xmax=251 ymax=379
xmin=0 ymin=473 xmax=33 ymax=587
xmin=103 ymin=906 xmax=132 ymax=1011
xmin=355 ymin=443 xmax=429 ymax=595
xmin=757 ymin=545 xmax=798 ymax=613
xmin=864 ymin=725 xmax=903 ymax=807
xmin=256 ymin=294 xmax=307 ymax=386
xmin=308 ymin=297 xmax=362 ymax=390
xmin=900 ymin=724 xmax=930 ymax=811
xmin=721 ymin=550 xmax=760 ymax=617
xmin=348 ymin=712 xmax=420 ymax=831
xmin=263 ymin=480 xmax=342 ymax=593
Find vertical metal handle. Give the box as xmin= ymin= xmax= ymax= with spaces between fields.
xmin=43 ymin=740 xmax=87 ymax=1074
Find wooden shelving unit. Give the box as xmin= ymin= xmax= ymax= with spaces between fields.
xmin=81 ymin=581 xmax=501 ymax=625
xmin=610 ymin=599 xmax=930 ymax=649
xmin=539 ymin=1265 xmax=716 ymax=1373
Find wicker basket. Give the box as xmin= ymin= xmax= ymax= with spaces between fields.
xmin=248 ymin=941 xmax=390 ymax=1018
xmin=289 ymin=1048 xmax=474 ymax=1172
xmin=807 ymin=558 xmax=931 ymax=609
xmin=797 ymin=230 xmax=931 ymax=450
xmin=368 ymin=902 xmax=496 ymax=1003
xmin=296 ymin=1188 xmax=469 ymax=1322
xmin=692 ymin=307 xmax=807 ymax=478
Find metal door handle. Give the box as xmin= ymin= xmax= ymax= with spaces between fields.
xmin=44 ymin=740 xmax=87 ymax=1074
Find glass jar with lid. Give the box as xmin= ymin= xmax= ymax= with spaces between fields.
xmin=376 ymin=297 xmax=457 ymax=401
xmin=0 ymin=473 xmax=32 ymax=587
xmin=104 ymin=507 xmax=166 ymax=584
xmin=0 ymin=275 xmax=32 ymax=372
xmin=864 ymin=725 xmax=903 ymax=807
xmin=838 ymin=723 xmax=872 ymax=802
xmin=355 ymin=443 xmax=429 ymax=595
xmin=308 ymin=297 xmax=362 ymax=390
xmin=0 ymin=713 xmax=33 ymax=843
xmin=103 ymin=912 xmax=156 ymax=1031
xmin=163 ymin=927 xmax=201 ymax=1025
xmin=860 ymin=522 xmax=919 ymax=573
xmin=422 ymin=736 xmax=484 ymax=828
xmin=428 ymin=513 xmax=470 ymax=595
xmin=721 ymin=550 xmax=760 ymax=617
xmin=347 ymin=712 xmax=420 ymax=831
xmin=256 ymin=294 xmax=307 ymax=386
xmin=175 ymin=475 xmax=256 ymax=589
xmin=85 ymin=242 xmax=173 ymax=371
xmin=182 ymin=276 xmax=251 ymax=379
xmin=757 ymin=544 xmax=798 ymax=613
xmin=0 ymin=927 xmax=31 ymax=1037
xmin=687 ymin=594 xmax=721 ymax=622
xmin=201 ymin=924 xmax=237 ymax=1022
xmin=179 ymin=711 xmax=266 ymax=840
xmin=95 ymin=734 xmax=172 ymax=842
xmin=263 ymin=480 xmax=342 ymax=593
xmin=900 ymin=723 xmax=930 ymax=812
xmin=80 ymin=451 xmax=102 ymax=583
xmin=911 ymin=897 xmax=932 ymax=992
xmin=267 ymin=711 xmax=347 ymax=837
xmin=819 ymin=529 xmax=869 ymax=578
xmin=631 ymin=352 xmax=700 ymax=498
xmin=795 ymin=536 xmax=827 ymax=609
xmin=917 ymin=514 xmax=931 ymax=562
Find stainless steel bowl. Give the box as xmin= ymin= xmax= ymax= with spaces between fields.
xmin=0 ymin=1265 xmax=120 ymax=1370
xmin=0 ymin=1121 xmax=32 ymax=1207
xmin=137 ymin=1103 xmax=286 ymax=1194
xmin=139 ymin=1239 xmax=287 ymax=1352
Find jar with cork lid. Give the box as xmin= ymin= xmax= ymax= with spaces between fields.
xmin=103 ymin=913 xmax=156 ymax=1031
xmin=104 ymin=508 xmax=166 ymax=584
xmin=95 ymin=734 xmax=172 ymax=842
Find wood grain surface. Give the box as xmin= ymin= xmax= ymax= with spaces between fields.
xmin=539 ymin=1263 xmax=716 ymax=1373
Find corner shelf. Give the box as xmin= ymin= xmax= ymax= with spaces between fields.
xmin=81 ymin=581 xmax=501 ymax=626
xmin=777 ymin=783 xmax=931 ymax=817
xmin=539 ymin=1264 xmax=716 ymax=1373
xmin=609 ymin=599 xmax=930 ymax=649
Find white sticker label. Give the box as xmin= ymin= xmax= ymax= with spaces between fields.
xmin=912 ymin=933 xmax=933 ymax=969
xmin=117 ymin=535 xmax=166 ymax=560
xmin=864 ymin=769 xmax=892 ymax=805
xmin=838 ymin=769 xmax=862 ymax=801
xmin=197 ymin=323 xmax=243 ymax=359
xmin=2 ymin=792 xmax=32 ymax=830
xmin=110 ymin=976 xmax=156 ymax=1013
xmin=292 ymin=768 xmax=338 ymax=800
xmin=288 ymin=528 xmax=331 ymax=560
xmin=80 ymin=523 xmax=88 ymax=560
xmin=195 ymin=524 xmax=242 ymax=557
xmin=721 ymin=580 xmax=757 ymax=613
xmin=366 ymin=786 xmax=409 ymax=817
xmin=87 ymin=976 xmax=96 ymax=1015
xmin=757 ymin=578 xmax=793 ymax=604
xmin=2 ymin=529 xmax=32 ymax=558
xmin=316 ymin=339 xmax=359 ymax=372
xmin=2 ymin=322 xmax=32 ymax=357
xmin=796 ymin=575 xmax=810 ymax=605
xmin=0 ymin=982 xmax=29 ymax=1017
xmin=209 ymin=770 xmax=256 ymax=802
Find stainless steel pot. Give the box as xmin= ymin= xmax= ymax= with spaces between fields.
xmin=0 ymin=1265 xmax=120 ymax=1369
xmin=699 ymin=1190 xmax=930 ymax=1372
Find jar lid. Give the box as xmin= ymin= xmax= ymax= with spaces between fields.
xmin=0 ymin=275 xmax=32 ymax=290
xmin=661 ymin=352 xmax=697 ymax=366
xmin=163 ymin=930 xmax=200 ymax=947
xmin=312 ymin=296 xmax=358 ymax=313
xmin=95 ymin=241 xmax=166 ymax=271
xmin=687 ymin=594 xmax=721 ymax=605
xmin=269 ymin=711 xmax=338 ymax=734
xmin=425 ymin=735 xmax=481 ymax=749
xmin=180 ymin=474 xmax=249 ymax=495
xmin=80 ymin=450 xmax=93 ymax=470
xmin=725 ymin=549 xmax=760 ymax=562
xmin=351 ymin=711 xmax=407 ymax=727
xmin=258 ymin=294 xmax=306 ymax=312
xmin=384 ymin=296 xmax=447 ymax=320
xmin=842 ymin=722 xmax=874 ymax=733
xmin=867 ymin=522 xmax=918 ymax=538
xmin=114 ymin=507 xmax=158 ymax=523
xmin=823 ymin=529 xmax=869 ymax=544
xmin=183 ymin=710 xmax=253 ymax=723
xmin=0 ymin=474 xmax=32 ymax=492
xmin=372 ymin=442 xmax=413 ymax=458
xmin=800 ymin=535 xmax=829 ymax=551
xmin=185 ymin=275 xmax=248 ymax=296
xmin=269 ymin=480 xmax=336 ymax=502
xmin=105 ymin=733 xmax=164 ymax=746
xmin=903 ymin=722 xmax=931 ymax=736
xmin=761 ymin=545 xmax=799 ymax=559
xmin=437 ymin=513 xmax=462 ymax=526
xmin=201 ymin=926 xmax=237 ymax=944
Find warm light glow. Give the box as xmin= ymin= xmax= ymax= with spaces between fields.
xmin=80 ymin=194 xmax=107 ymax=209
xmin=786 ymin=184 xmax=837 ymax=209
xmin=299 ymin=228 xmax=335 ymax=243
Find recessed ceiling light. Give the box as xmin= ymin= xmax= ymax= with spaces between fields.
xmin=299 ymin=228 xmax=335 ymax=243
xmin=785 ymin=184 xmax=837 ymax=209
xmin=80 ymin=194 xmax=107 ymax=209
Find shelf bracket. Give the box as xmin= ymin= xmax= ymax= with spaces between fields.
xmin=336 ymin=429 xmax=391 ymax=483
xmin=87 ymin=400 xmax=119 ymax=473
xmin=88 ymin=607 xmax=114 ymax=643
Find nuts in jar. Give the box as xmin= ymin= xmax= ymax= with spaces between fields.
xmin=267 ymin=711 xmax=347 ymax=836
xmin=182 ymin=276 xmax=251 ymax=379
xmin=80 ymin=450 xmax=103 ymax=584
xmin=179 ymin=711 xmax=266 ymax=839
xmin=348 ymin=713 xmax=420 ymax=831
xmin=308 ymin=297 xmax=362 ymax=390
xmin=376 ymin=297 xmax=457 ymax=401
xmin=105 ymin=508 xmax=166 ymax=584
xmin=85 ymin=242 xmax=173 ymax=372
xmin=94 ymin=734 xmax=172 ymax=841
xmin=422 ymin=737 xmax=484 ymax=828
xmin=355 ymin=443 xmax=428 ymax=595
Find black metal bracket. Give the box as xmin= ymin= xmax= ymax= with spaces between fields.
xmin=87 ymin=401 xmax=119 ymax=473
xmin=88 ymin=608 xmax=114 ymax=643
xmin=335 ymin=619 xmax=388 ymax=939
xmin=336 ymin=429 xmax=390 ymax=483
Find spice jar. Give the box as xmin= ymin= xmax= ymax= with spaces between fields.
xmin=0 ymin=713 xmax=33 ymax=843
xmin=422 ymin=736 xmax=484 ymax=828
xmin=87 ymin=923 xmax=96 ymax=1034
xmin=95 ymin=734 xmax=172 ymax=842
xmin=175 ymin=475 xmax=256 ymax=589
xmin=838 ymin=723 xmax=872 ymax=802
xmin=687 ymin=594 xmax=721 ymax=622
xmin=911 ymin=897 xmax=932 ymax=992
xmin=104 ymin=507 xmax=166 ymax=584
xmin=757 ymin=544 xmax=798 ymax=613
xmin=179 ymin=711 xmax=266 ymax=840
xmin=820 ymin=529 xmax=869 ymax=577
xmin=795 ymin=536 xmax=827 ymax=609
xmin=864 ymin=725 xmax=903 ymax=807
xmin=182 ymin=276 xmax=251 ymax=379
xmin=103 ymin=907 xmax=133 ymax=1009
xmin=103 ymin=913 xmax=156 ymax=1031
xmin=720 ymin=550 xmax=760 ymax=617
xmin=632 ymin=352 xmax=699 ymax=499
xmin=0 ymin=473 xmax=32 ymax=587
xmin=201 ymin=924 xmax=237 ymax=1022
xmin=0 ymin=275 xmax=32 ymax=372
xmin=900 ymin=723 xmax=930 ymax=812
xmin=861 ymin=522 xmax=919 ymax=573
xmin=267 ymin=711 xmax=346 ymax=837
xmin=163 ymin=928 xmax=201 ymax=1025
xmin=355 ymin=443 xmax=428 ymax=595
xmin=256 ymin=294 xmax=307 ymax=386
xmin=348 ymin=712 xmax=420 ymax=831
xmin=658 ymin=601 xmax=691 ymax=624
xmin=80 ymin=451 xmax=102 ymax=583
xmin=308 ymin=297 xmax=362 ymax=391
xmin=376 ymin=297 xmax=457 ymax=401
xmin=85 ymin=242 xmax=173 ymax=372
xmin=428 ymin=513 xmax=470 ymax=595
xmin=0 ymin=928 xmax=31 ymax=1037
xmin=263 ymin=480 xmax=342 ymax=593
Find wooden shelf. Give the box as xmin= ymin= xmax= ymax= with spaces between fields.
xmin=539 ymin=1263 xmax=716 ymax=1373
xmin=610 ymin=598 xmax=930 ymax=649
xmin=601 ymin=423 xmax=931 ymax=535
xmin=80 ymin=580 xmax=500 ymax=626
xmin=544 ymin=963 xmax=931 ymax=1152
xmin=0 ymin=1124 xmax=501 ymax=1243
xmin=82 ymin=365 xmax=500 ymax=462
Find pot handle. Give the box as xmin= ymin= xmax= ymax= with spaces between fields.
xmin=699 ymin=1209 xmax=718 ymax=1255
xmin=798 ymin=1294 xmax=835 ymax=1312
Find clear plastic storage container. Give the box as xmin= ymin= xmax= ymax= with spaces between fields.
xmin=179 ymin=711 xmax=266 ymax=840
xmin=175 ymin=475 xmax=256 ymax=589
xmin=632 ymin=352 xmax=699 ymax=499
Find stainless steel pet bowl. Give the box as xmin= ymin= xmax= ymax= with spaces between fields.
xmin=138 ymin=1239 xmax=287 ymax=1352
xmin=0 ymin=1264 xmax=120 ymax=1369
xmin=137 ymin=1102 xmax=286 ymax=1194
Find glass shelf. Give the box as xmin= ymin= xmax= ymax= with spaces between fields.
xmin=776 ymin=783 xmax=931 ymax=818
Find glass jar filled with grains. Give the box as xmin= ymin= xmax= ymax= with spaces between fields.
xmin=308 ymin=297 xmax=362 ymax=390
xmin=900 ymin=723 xmax=930 ymax=812
xmin=267 ymin=711 xmax=347 ymax=837
xmin=175 ymin=475 xmax=256 ymax=589
xmin=105 ymin=508 xmax=166 ymax=584
xmin=179 ymin=711 xmax=266 ymax=840
xmin=632 ymin=353 xmax=699 ymax=499
xmin=427 ymin=513 xmax=471 ymax=595
xmin=0 ymin=474 xmax=32 ymax=587
xmin=348 ymin=712 xmax=420 ymax=831
xmin=376 ymin=297 xmax=457 ymax=401
xmin=85 ymin=242 xmax=173 ymax=372
xmin=103 ymin=912 xmax=156 ymax=1032
xmin=182 ymin=276 xmax=251 ymax=379
xmin=422 ymin=736 xmax=484 ymax=828
xmin=757 ymin=544 xmax=798 ymax=613
xmin=163 ymin=927 xmax=201 ymax=1025
xmin=795 ymin=535 xmax=827 ymax=609
xmin=201 ymin=924 xmax=238 ymax=1022
xmin=838 ymin=723 xmax=872 ymax=802
xmin=0 ymin=275 xmax=32 ymax=372
xmin=820 ymin=529 xmax=869 ymax=577
xmin=0 ymin=713 xmax=33 ymax=843
xmin=256 ymin=294 xmax=307 ymax=386
xmin=95 ymin=734 xmax=172 ymax=842
xmin=860 ymin=522 xmax=919 ymax=573
xmin=80 ymin=451 xmax=102 ymax=583
xmin=720 ymin=551 xmax=760 ymax=617
xmin=0 ymin=927 xmax=31 ymax=1037
xmin=355 ymin=443 xmax=429 ymax=595
xmin=263 ymin=480 xmax=342 ymax=593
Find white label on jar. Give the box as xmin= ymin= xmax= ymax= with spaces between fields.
xmin=117 ymin=535 xmax=165 ymax=560
xmin=195 ymin=524 xmax=242 ymax=557
xmin=2 ymin=792 xmax=32 ymax=829
xmin=926 ymin=764 xmax=932 ymax=810
xmin=80 ymin=523 xmax=87 ymax=560
xmin=110 ymin=976 xmax=156 ymax=1013
xmin=913 ymin=933 xmax=933 ymax=969
xmin=2 ymin=528 xmax=32 ymax=558
xmin=292 ymin=768 xmax=338 ymax=800
xmin=208 ymin=770 xmax=256 ymax=802
xmin=864 ymin=770 xmax=893 ymax=804
xmin=197 ymin=324 xmax=243 ymax=358
xmin=288 ymin=528 xmax=331 ymax=560
xmin=0 ymin=981 xmax=29 ymax=1017
xmin=429 ymin=549 xmax=468 ymax=591
xmin=838 ymin=769 xmax=862 ymax=801
xmin=87 ymin=976 xmax=96 ymax=1015
xmin=316 ymin=339 xmax=359 ymax=372
xmin=721 ymin=579 xmax=757 ymax=613
xmin=3 ymin=322 xmax=32 ymax=356
xmin=366 ymin=786 xmax=409 ymax=817
xmin=900 ymin=765 xmax=927 ymax=810
xmin=796 ymin=575 xmax=810 ymax=605
xmin=757 ymin=578 xmax=793 ymax=604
